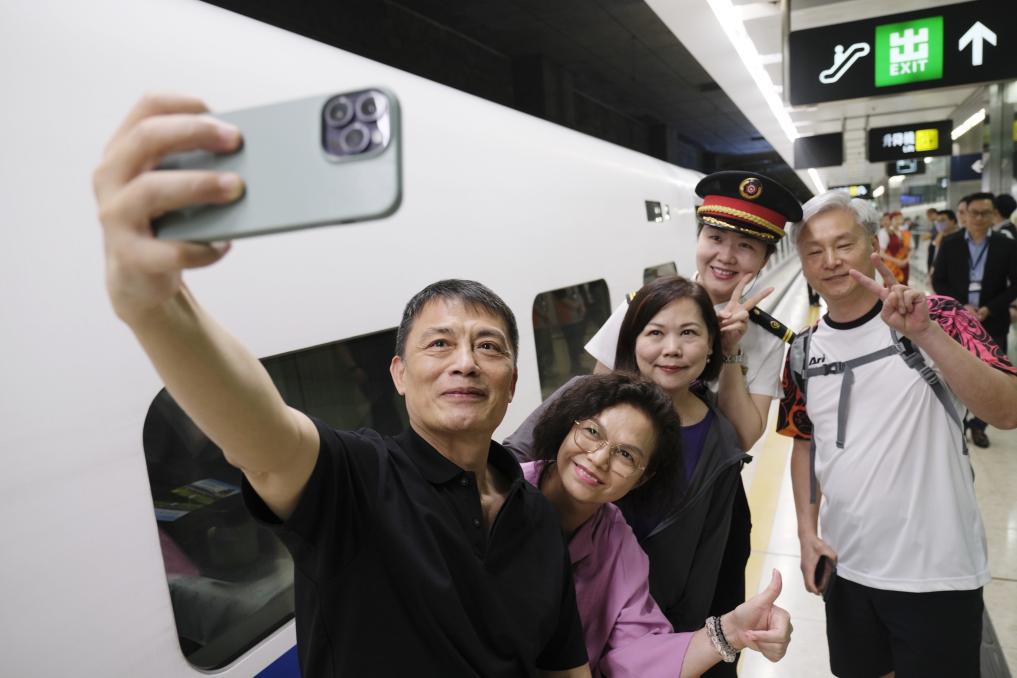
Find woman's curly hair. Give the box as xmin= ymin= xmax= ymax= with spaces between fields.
xmin=532 ymin=372 xmax=686 ymax=512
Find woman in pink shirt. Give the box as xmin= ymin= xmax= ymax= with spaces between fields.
xmin=522 ymin=372 xmax=791 ymax=677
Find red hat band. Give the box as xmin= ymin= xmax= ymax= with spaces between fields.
xmin=698 ymin=195 xmax=787 ymax=237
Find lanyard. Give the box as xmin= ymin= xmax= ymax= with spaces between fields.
xmin=967 ymin=238 xmax=989 ymax=277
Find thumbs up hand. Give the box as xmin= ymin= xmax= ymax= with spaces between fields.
xmin=721 ymin=569 xmax=792 ymax=662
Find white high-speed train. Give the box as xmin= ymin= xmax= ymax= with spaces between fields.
xmin=2 ymin=1 xmax=778 ymax=675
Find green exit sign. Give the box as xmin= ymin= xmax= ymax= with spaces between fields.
xmin=875 ymin=16 xmax=944 ymax=87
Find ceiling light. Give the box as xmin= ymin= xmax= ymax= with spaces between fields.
xmin=872 ymin=185 xmax=885 ymax=198
xmin=951 ymin=108 xmax=985 ymax=140
xmin=923 ymin=157 xmax=933 ymax=164
xmin=888 ymin=175 xmax=905 ymax=187
xmin=808 ymin=168 xmax=826 ymax=194
xmin=706 ymin=0 xmax=799 ymax=143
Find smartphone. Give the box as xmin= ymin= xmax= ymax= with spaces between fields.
xmin=815 ymin=555 xmax=835 ymax=598
xmin=155 ymin=88 xmax=401 ymax=242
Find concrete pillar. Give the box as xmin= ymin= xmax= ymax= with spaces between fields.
xmin=983 ymin=81 xmax=1016 ymax=196
xmin=947 ymin=88 xmax=988 ymax=209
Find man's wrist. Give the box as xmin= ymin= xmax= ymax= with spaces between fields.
xmin=907 ymin=319 xmax=944 ymax=350
xmin=797 ymin=525 xmax=819 ymax=541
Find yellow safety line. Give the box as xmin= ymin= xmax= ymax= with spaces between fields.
xmin=739 ymin=304 xmax=821 ymax=673
xmin=743 ymin=425 xmax=793 ymax=604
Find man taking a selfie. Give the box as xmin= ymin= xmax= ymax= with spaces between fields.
xmin=92 ymin=93 xmax=590 ymax=677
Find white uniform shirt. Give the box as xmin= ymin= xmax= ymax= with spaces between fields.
xmin=584 ymin=299 xmax=784 ymax=399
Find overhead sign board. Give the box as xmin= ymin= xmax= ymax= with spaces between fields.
xmin=868 ymin=121 xmax=951 ymax=162
xmin=793 ymin=132 xmax=843 ymax=169
xmin=829 ymin=184 xmax=873 ymax=198
xmin=789 ymin=1 xmax=1014 ymax=105
xmin=950 ymin=152 xmax=984 ymax=181
xmin=886 ymin=159 xmax=925 ymax=176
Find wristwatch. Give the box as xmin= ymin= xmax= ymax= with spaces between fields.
xmin=722 ymin=349 xmax=744 ymax=365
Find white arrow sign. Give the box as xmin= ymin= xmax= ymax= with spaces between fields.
xmin=972 ymin=158 xmax=984 ymax=174
xmin=958 ymin=21 xmax=996 ymax=66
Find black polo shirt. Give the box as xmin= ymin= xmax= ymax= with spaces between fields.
xmin=243 ymin=419 xmax=587 ymax=677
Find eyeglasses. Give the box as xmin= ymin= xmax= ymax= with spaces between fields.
xmin=572 ymin=419 xmax=647 ymax=479
xmin=968 ymin=208 xmax=994 ymax=219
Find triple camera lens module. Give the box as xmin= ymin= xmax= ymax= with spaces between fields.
xmin=322 ymin=90 xmax=392 ymax=159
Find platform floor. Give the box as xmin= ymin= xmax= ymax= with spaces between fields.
xmin=738 ymin=261 xmax=1016 ymax=677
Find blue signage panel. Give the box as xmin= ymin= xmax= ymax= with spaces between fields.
xmin=950 ymin=153 xmax=984 ymax=181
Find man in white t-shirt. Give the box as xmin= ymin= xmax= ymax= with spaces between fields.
xmin=777 ymin=190 xmax=1017 ymax=678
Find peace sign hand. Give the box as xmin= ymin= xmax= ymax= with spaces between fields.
xmin=848 ymin=254 xmax=931 ymax=340
xmin=717 ymin=274 xmax=774 ymax=356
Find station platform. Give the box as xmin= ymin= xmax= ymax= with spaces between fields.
xmin=739 ymin=253 xmax=1016 ymax=677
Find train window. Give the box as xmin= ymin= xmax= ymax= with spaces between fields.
xmin=532 ymin=280 xmax=611 ymax=399
xmin=143 ymin=328 xmax=407 ymax=670
xmin=643 ymin=262 xmax=678 ymax=284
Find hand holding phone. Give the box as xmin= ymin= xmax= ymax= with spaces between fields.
xmin=94 ymin=93 xmax=249 ymax=323
xmin=154 ymin=88 xmax=402 ymax=242
xmin=814 ymin=555 xmax=836 ymax=598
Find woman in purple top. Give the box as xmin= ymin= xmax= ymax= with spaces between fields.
xmin=521 ymin=373 xmax=791 ymax=677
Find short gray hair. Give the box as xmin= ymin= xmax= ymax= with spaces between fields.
xmin=791 ymin=191 xmax=880 ymax=242
xmin=395 ymin=279 xmax=519 ymax=364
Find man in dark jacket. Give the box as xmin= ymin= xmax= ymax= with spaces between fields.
xmin=933 ymin=191 xmax=1017 ymax=447
xmin=993 ymin=193 xmax=1017 ymax=239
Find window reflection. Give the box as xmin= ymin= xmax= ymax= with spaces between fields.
xmin=643 ymin=262 xmax=678 ymax=284
xmin=144 ymin=328 xmax=406 ymax=669
xmin=532 ymin=280 xmax=611 ymax=399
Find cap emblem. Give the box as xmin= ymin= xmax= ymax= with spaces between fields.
xmin=739 ymin=177 xmax=763 ymax=201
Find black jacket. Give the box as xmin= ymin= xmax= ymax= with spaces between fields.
xmin=932 ymin=230 xmax=1017 ymax=340
xmin=503 ymin=376 xmax=749 ymax=633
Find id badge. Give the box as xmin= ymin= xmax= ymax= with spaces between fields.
xmin=969 ymin=281 xmax=982 ymax=293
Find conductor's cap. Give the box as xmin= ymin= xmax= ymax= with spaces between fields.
xmin=695 ymin=171 xmax=803 ymax=243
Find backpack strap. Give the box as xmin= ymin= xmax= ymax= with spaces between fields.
xmin=805 ymin=344 xmax=899 ymax=449
xmin=797 ymin=324 xmax=896 ymax=502
xmin=809 ymin=438 xmax=818 ymax=505
xmin=890 ymin=329 xmax=968 ymax=455
xmin=787 ymin=325 xmax=813 ymax=396
xmin=788 ymin=327 xmax=822 ymax=504
xmin=799 ymin=324 xmax=970 ymax=505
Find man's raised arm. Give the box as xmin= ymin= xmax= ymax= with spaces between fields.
xmin=849 ymin=255 xmax=1017 ymax=430
xmin=93 ymin=93 xmax=319 ymax=520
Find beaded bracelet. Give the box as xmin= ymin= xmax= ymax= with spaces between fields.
xmin=705 ymin=615 xmax=737 ymax=663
